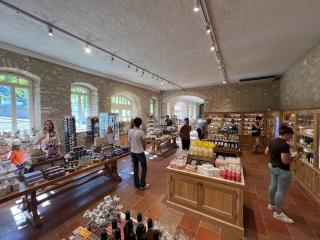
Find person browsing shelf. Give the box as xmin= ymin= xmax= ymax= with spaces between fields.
xmin=252 ymin=116 xmax=262 ymax=154
xmin=265 ymin=125 xmax=299 ymax=224
xmin=179 ymin=118 xmax=192 ymax=150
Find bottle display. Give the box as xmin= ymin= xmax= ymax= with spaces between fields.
xmin=211 ymin=135 xmax=239 ymax=149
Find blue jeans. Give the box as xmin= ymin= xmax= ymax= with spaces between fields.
xmin=131 ymin=152 xmax=147 ymax=188
xmin=268 ymin=163 xmax=292 ymax=212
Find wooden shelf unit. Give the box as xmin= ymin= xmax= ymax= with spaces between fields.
xmin=282 ymin=109 xmax=320 ymax=205
xmin=205 ymin=111 xmax=268 ymax=148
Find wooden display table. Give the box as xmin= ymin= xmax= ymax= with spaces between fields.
xmin=167 ymin=167 xmax=244 ymax=237
xmin=147 ymin=135 xmax=178 ymax=155
xmin=0 ymin=153 xmax=128 ymax=227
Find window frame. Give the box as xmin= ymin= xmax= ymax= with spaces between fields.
xmin=0 ymin=74 xmax=34 ymax=132
xmin=111 ymin=95 xmax=132 ymax=122
xmin=71 ymin=85 xmax=91 ymax=132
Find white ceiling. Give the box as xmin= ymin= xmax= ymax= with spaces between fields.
xmin=0 ymin=0 xmax=320 ymax=90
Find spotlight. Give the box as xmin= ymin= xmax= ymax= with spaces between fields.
xmin=48 ymin=26 xmax=53 ymax=37
xmin=193 ymin=0 xmax=200 ymax=12
xmin=222 ymin=80 xmax=227 ymax=84
xmin=210 ymin=44 xmax=215 ymax=51
xmin=161 ymin=80 xmax=164 ymax=85
xmin=205 ymin=24 xmax=211 ymax=34
xmin=85 ymin=43 xmax=91 ymax=54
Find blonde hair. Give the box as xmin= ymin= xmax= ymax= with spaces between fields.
xmin=43 ymin=120 xmax=56 ymax=135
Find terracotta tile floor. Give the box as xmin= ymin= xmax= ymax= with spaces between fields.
xmin=0 ymin=146 xmax=320 ymax=240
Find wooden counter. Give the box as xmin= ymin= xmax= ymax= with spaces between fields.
xmin=167 ymin=167 xmax=244 ymax=237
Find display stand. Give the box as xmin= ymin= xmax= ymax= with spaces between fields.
xmin=167 ymin=167 xmax=244 ymax=237
xmin=147 ymin=135 xmax=178 ymax=155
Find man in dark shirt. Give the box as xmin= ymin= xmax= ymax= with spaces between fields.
xmin=165 ymin=115 xmax=173 ymax=126
xmin=265 ymin=125 xmax=297 ymax=224
xmin=179 ymin=118 xmax=192 ymax=150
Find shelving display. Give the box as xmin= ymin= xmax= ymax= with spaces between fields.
xmin=242 ymin=113 xmax=265 ymax=136
xmin=282 ymin=109 xmax=320 ymax=206
xmin=296 ymin=112 xmax=315 ymax=166
xmin=146 ymin=114 xmax=156 ymax=134
xmin=64 ymin=116 xmax=77 ymax=153
xmin=223 ymin=113 xmax=242 ymax=134
xmin=86 ymin=116 xmax=99 ymax=140
xmin=99 ymin=113 xmax=119 ymax=142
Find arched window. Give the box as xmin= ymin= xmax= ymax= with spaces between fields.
xmin=71 ymin=86 xmax=90 ymax=132
xmin=0 ymin=74 xmax=33 ymax=132
xmin=111 ymin=96 xmax=132 ymax=122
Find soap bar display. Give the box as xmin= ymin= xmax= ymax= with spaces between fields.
xmin=64 ymin=161 xmax=80 ymax=172
xmin=43 ymin=166 xmax=65 ymax=179
xmin=23 ymin=171 xmax=45 ymax=186
xmin=189 ymin=140 xmax=215 ymax=157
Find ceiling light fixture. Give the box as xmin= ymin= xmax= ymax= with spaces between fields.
xmin=210 ymin=44 xmax=215 ymax=52
xmin=205 ymin=24 xmax=211 ymax=34
xmin=193 ymin=0 xmax=200 ymax=12
xmin=48 ymin=25 xmax=53 ymax=37
xmin=192 ymin=0 xmax=228 ymax=85
xmin=0 ymin=1 xmax=184 ymax=90
xmin=85 ymin=43 xmax=91 ymax=54
xmin=222 ymin=80 xmax=226 ymax=84
xmin=161 ymin=80 xmax=164 ymax=85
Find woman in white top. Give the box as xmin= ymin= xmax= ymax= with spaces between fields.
xmin=35 ymin=120 xmax=61 ymax=155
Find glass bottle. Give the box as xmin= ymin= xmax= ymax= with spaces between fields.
xmin=136 ymin=212 xmax=146 ymax=240
xmin=153 ymin=229 xmax=160 ymax=240
xmin=125 ymin=219 xmax=134 ymax=240
xmin=100 ymin=229 xmax=108 ymax=240
xmin=146 ymin=218 xmax=153 ymax=240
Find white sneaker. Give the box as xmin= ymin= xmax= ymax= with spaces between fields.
xmin=273 ymin=212 xmax=294 ymax=224
xmin=268 ymin=204 xmax=275 ymax=210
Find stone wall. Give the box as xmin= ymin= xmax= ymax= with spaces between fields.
xmin=162 ymin=81 xmax=280 ymax=115
xmin=0 ymin=48 xmax=160 ymax=140
xmin=280 ymin=43 xmax=320 ymax=110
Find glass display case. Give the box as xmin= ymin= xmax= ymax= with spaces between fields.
xmin=296 ymin=112 xmax=315 ymax=167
